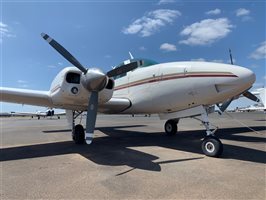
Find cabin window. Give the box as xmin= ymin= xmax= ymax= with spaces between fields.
xmin=66 ymin=72 xmax=80 ymax=84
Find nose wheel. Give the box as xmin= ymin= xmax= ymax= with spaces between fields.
xmin=198 ymin=109 xmax=223 ymax=157
xmin=201 ymin=135 xmax=223 ymax=157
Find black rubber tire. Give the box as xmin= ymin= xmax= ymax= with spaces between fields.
xmin=164 ymin=120 xmax=178 ymax=136
xmin=72 ymin=124 xmax=85 ymax=144
xmin=201 ymin=135 xmax=223 ymax=157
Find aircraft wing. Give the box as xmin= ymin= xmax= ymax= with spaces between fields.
xmin=10 ymin=111 xmax=47 ymax=117
xmin=0 ymin=87 xmax=53 ymax=107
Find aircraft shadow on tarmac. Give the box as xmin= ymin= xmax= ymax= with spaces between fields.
xmin=1 ymin=125 xmax=266 ymax=172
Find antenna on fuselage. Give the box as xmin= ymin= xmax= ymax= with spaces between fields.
xmin=129 ymin=52 xmax=134 ymax=59
xmin=229 ymin=48 xmax=234 ymax=65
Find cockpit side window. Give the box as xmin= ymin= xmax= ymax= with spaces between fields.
xmin=139 ymin=59 xmax=158 ymax=68
xmin=112 ymin=59 xmax=159 ymax=80
xmin=66 ymin=72 xmax=80 ymax=84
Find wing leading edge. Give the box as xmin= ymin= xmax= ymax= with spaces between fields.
xmin=0 ymin=87 xmax=53 ymax=107
xmin=0 ymin=87 xmax=131 ymax=114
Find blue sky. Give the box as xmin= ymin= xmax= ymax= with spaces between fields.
xmin=0 ymin=0 xmax=265 ymax=112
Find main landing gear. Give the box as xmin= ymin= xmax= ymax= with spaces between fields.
xmin=164 ymin=111 xmax=223 ymax=157
xmin=71 ymin=111 xmax=85 ymax=144
xmin=164 ymin=119 xmax=179 ymax=136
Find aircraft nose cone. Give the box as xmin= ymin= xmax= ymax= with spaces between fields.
xmin=237 ymin=67 xmax=255 ymax=86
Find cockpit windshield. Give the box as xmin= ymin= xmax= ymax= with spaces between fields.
xmin=113 ymin=58 xmax=159 ymax=80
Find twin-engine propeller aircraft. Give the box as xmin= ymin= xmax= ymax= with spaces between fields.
xmin=10 ymin=108 xmax=65 ymax=119
xmin=0 ymin=33 xmax=259 ymax=157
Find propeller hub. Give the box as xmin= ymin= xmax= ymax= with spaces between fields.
xmin=82 ymin=68 xmax=107 ymax=91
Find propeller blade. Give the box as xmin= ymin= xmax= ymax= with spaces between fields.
xmin=217 ymin=98 xmax=234 ymax=114
xmin=41 ymin=33 xmax=87 ymax=74
xmin=243 ymin=91 xmax=260 ymax=102
xmin=107 ymin=61 xmax=138 ymax=77
xmin=85 ymin=91 xmax=98 ymax=144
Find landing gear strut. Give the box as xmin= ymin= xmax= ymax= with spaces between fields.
xmin=164 ymin=119 xmax=179 ymax=136
xmin=71 ymin=111 xmax=85 ymax=144
xmin=198 ymin=110 xmax=223 ymax=157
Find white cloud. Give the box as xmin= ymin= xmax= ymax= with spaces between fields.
xmin=123 ymin=9 xmax=181 ymax=37
xmin=190 ymin=59 xmax=236 ymax=64
xmin=158 ymin=0 xmax=176 ymax=5
xmin=0 ymin=21 xmax=16 ymax=43
xmin=179 ymin=18 xmax=233 ymax=46
xmin=249 ymin=64 xmax=259 ymax=68
xmin=249 ymin=41 xmax=266 ymax=60
xmin=253 ymin=82 xmax=264 ymax=88
xmin=205 ymin=9 xmax=221 ymax=15
xmin=191 ymin=58 xmax=206 ymax=61
xmin=104 ymin=55 xmax=112 ymax=59
xmin=211 ymin=59 xmax=224 ymax=63
xmin=17 ymin=80 xmax=27 ymax=84
xmin=236 ymin=8 xmax=250 ymax=17
xmin=17 ymin=80 xmax=29 ymax=88
xmin=160 ymin=43 xmax=177 ymax=52
xmin=48 ymin=65 xmax=57 ymax=68
xmin=139 ymin=46 xmax=147 ymax=51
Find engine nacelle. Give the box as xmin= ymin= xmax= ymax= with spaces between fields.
xmin=49 ymin=67 xmax=114 ymax=110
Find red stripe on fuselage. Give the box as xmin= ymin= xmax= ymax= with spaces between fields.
xmin=114 ymin=73 xmax=237 ymax=91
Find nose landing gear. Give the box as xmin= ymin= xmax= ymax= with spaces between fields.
xmin=163 ymin=106 xmax=223 ymax=157
xmin=201 ymin=135 xmax=223 ymax=157
xmin=199 ymin=110 xmax=223 ymax=157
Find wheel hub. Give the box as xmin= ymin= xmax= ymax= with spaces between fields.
xmin=205 ymin=142 xmax=215 ymax=153
xmin=166 ymin=124 xmax=172 ymax=132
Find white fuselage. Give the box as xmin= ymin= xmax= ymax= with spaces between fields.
xmin=113 ymin=62 xmax=255 ymax=114
xmin=49 ymin=61 xmax=255 ymax=114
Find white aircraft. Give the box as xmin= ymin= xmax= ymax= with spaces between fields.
xmin=10 ymin=108 xmax=65 ymax=119
xmin=0 ymin=33 xmax=260 ymax=157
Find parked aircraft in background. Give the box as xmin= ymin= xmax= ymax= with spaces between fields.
xmin=0 ymin=33 xmax=259 ymax=157
xmin=10 ymin=109 xmax=66 ymax=119
xmin=237 ymin=88 xmax=265 ymax=112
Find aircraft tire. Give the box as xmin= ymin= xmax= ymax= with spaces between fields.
xmin=201 ymin=136 xmax=223 ymax=157
xmin=73 ymin=124 xmax=85 ymax=144
xmin=164 ymin=120 xmax=177 ymax=136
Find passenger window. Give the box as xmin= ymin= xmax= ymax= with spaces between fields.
xmin=66 ymin=72 xmax=80 ymax=84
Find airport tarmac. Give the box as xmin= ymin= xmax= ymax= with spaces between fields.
xmin=1 ymin=112 xmax=265 ymax=199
